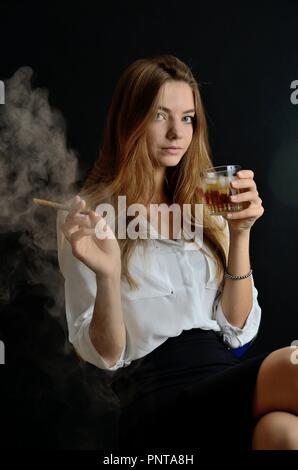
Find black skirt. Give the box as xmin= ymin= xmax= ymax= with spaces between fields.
xmin=111 ymin=328 xmax=269 ymax=451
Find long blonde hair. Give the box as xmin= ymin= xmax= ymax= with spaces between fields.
xmin=79 ymin=55 xmax=228 ymax=288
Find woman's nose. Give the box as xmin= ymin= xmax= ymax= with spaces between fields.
xmin=166 ymin=120 xmax=183 ymax=139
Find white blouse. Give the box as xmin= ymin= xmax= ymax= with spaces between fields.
xmin=56 ymin=212 xmax=262 ymax=372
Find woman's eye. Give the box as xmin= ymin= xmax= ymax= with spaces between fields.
xmin=183 ymin=115 xmax=194 ymax=124
xmin=155 ymin=112 xmax=166 ymax=121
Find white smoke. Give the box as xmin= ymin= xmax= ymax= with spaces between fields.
xmin=0 ymin=67 xmax=80 ymax=313
xmin=0 ymin=68 xmax=121 ymax=450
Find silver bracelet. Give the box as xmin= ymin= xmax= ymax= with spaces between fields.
xmin=224 ymin=268 xmax=253 ymax=280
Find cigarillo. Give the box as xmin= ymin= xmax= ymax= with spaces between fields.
xmin=32 ymin=198 xmax=90 ymax=215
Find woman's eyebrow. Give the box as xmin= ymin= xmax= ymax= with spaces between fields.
xmin=158 ymin=106 xmax=195 ymax=114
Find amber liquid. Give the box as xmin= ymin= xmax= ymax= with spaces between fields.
xmin=202 ymin=181 xmax=244 ymax=215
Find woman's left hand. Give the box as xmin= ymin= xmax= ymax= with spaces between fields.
xmin=224 ymin=169 xmax=264 ymax=233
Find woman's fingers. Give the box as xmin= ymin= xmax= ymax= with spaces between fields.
xmin=68 ymin=196 xmax=86 ymax=218
xmin=70 ymin=227 xmax=95 ymax=242
xmin=69 ymin=228 xmax=94 ymax=259
xmin=230 ymin=190 xmax=259 ymax=204
xmin=67 ymin=214 xmax=93 ymax=228
xmin=231 ymin=178 xmax=256 ymax=190
xmin=226 ymin=204 xmax=264 ymax=219
xmin=62 ymin=204 xmax=109 ymax=242
xmin=236 ymin=169 xmax=254 ymax=179
xmin=61 ymin=195 xmax=116 ymax=244
xmin=61 ymin=218 xmax=79 ymax=241
xmin=62 ymin=196 xmax=88 ymax=240
xmin=63 ymin=214 xmax=97 ymax=239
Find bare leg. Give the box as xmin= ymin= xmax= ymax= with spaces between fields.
xmin=253 ymin=347 xmax=298 ymax=418
xmin=252 ymin=411 xmax=298 ymax=450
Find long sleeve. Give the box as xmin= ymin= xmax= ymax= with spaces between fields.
xmin=57 ymin=209 xmax=263 ymax=367
xmin=212 ymin=219 xmax=262 ymax=348
xmin=56 ymin=211 xmax=127 ymax=371
xmin=213 ymin=277 xmax=262 ymax=348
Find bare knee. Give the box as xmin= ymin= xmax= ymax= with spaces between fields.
xmin=252 ymin=411 xmax=298 ymax=450
xmin=253 ymin=346 xmax=298 ymax=418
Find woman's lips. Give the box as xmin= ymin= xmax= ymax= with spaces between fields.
xmin=161 ymin=147 xmax=182 ymax=155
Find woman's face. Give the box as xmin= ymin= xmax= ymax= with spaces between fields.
xmin=147 ymin=80 xmax=195 ymax=168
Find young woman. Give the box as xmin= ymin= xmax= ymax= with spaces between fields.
xmin=57 ymin=55 xmax=298 ymax=450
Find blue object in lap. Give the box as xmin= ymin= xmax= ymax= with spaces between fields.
xmin=230 ymin=341 xmax=253 ymax=359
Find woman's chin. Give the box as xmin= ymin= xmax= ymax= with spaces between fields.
xmin=159 ymin=155 xmax=182 ymax=166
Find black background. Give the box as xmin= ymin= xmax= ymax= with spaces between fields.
xmin=0 ymin=0 xmax=298 ymax=452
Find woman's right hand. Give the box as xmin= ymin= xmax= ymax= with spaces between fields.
xmin=61 ymin=195 xmax=121 ymax=278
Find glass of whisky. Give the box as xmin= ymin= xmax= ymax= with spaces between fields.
xmin=200 ymin=165 xmax=244 ymax=216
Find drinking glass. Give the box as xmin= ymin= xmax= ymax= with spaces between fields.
xmin=200 ymin=165 xmax=244 ymax=215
